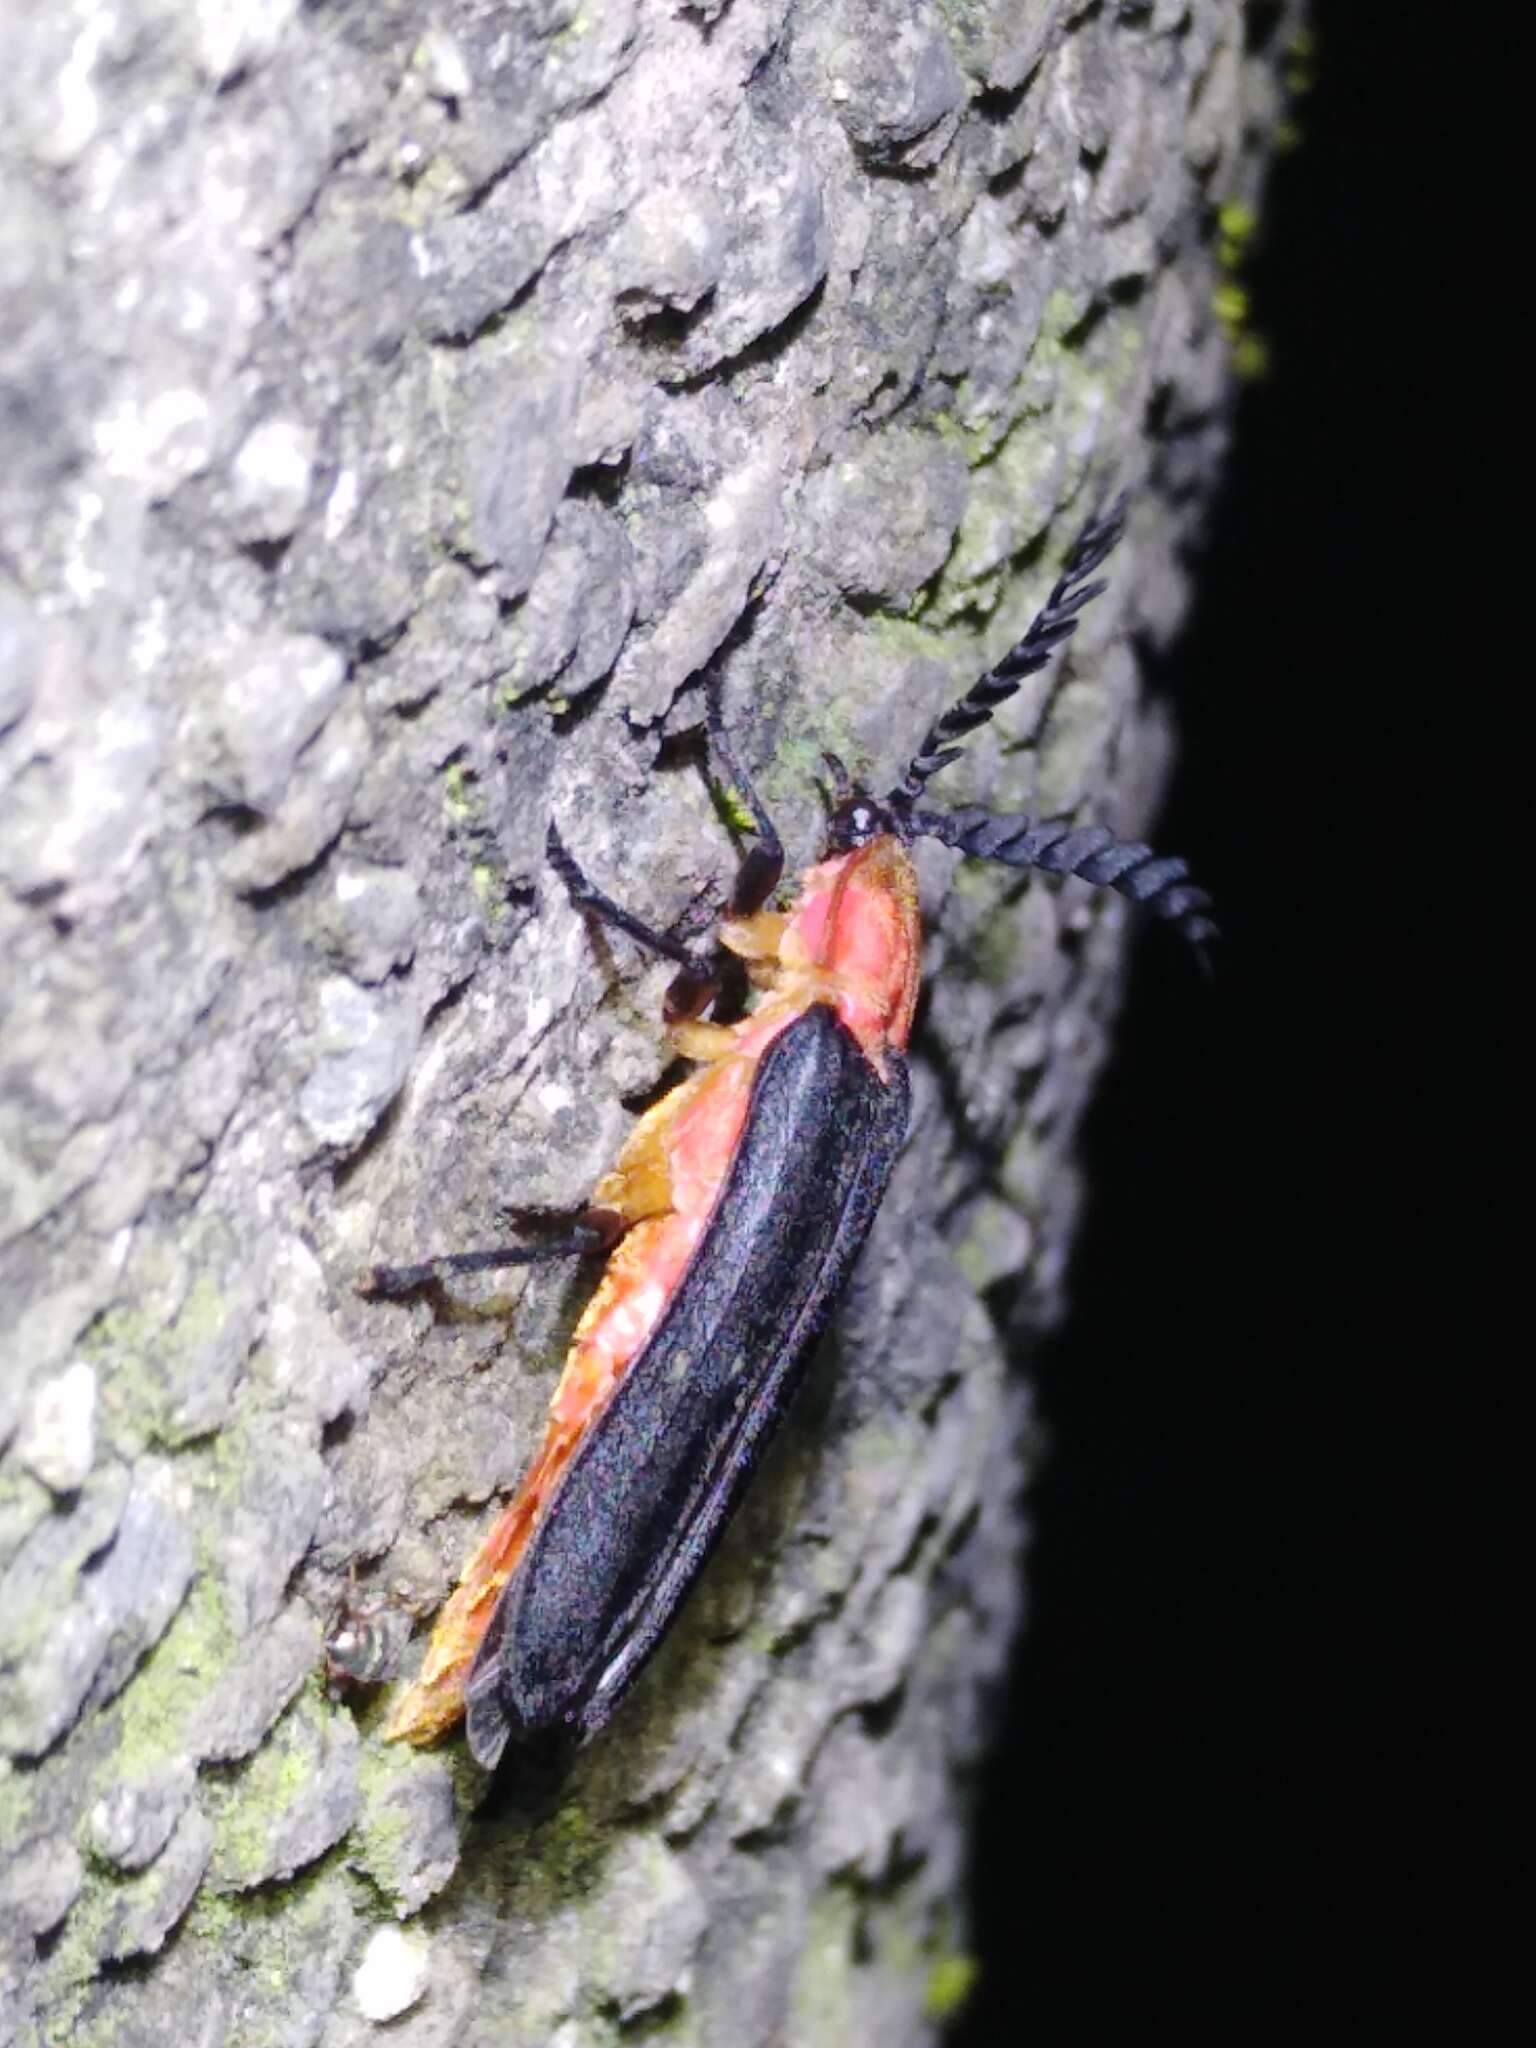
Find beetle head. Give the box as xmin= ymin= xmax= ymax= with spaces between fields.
xmin=822 ymin=752 xmax=900 ymax=853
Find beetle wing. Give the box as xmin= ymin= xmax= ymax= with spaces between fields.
xmin=465 ymin=1002 xmax=910 ymax=1767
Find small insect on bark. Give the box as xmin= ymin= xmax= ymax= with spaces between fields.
xmin=361 ymin=499 xmax=1216 ymax=1771
xmin=321 ymin=1571 xmax=414 ymax=1699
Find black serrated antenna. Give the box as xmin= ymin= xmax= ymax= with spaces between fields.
xmin=886 ymin=495 xmax=1129 ymax=810
xmin=906 ymin=804 xmax=1219 ymax=966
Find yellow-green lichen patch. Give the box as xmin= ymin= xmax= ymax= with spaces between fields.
xmin=931 ymin=402 xmax=997 ymax=472
xmin=755 ymin=717 xmax=861 ymax=820
xmin=349 ymin=1739 xmax=471 ymax=1915
xmin=1284 ymin=23 xmax=1318 ymax=98
xmin=81 ymin=1238 xmax=254 ymax=1451
xmin=105 ymin=1573 xmax=236 ymax=1780
xmin=928 ymin=310 xmax=1146 ymax=629
xmin=1217 ymin=200 xmax=1258 ymax=265
xmin=789 ymin=1884 xmax=860 ymax=2044
xmin=0 ymin=1754 xmax=39 ymax=1847
xmin=527 ymin=1796 xmax=608 ymax=1907
xmin=351 ymin=1745 xmax=420 ymax=1892
xmin=1212 ymin=194 xmax=1271 ymax=379
xmin=471 ymin=858 xmax=506 ymax=921
xmin=924 ymin=1948 xmax=980 ymax=2022
xmin=80 ymin=1305 xmax=164 ymax=1443
xmin=712 ymin=781 xmax=760 ymax=836
xmin=203 ymin=1690 xmax=360 ymax=1893
xmin=943 ymin=857 xmax=1035 ymax=987
xmin=441 ymin=758 xmax=480 ymax=825
xmin=176 ymin=1853 xmax=362 ymax=2048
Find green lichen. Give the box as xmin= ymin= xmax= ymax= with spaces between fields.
xmin=755 ymin=715 xmax=861 ymax=817
xmin=1212 ymin=248 xmax=1271 ymax=381
xmin=442 ymin=758 xmax=479 ymax=824
xmin=932 ymin=0 xmax=987 ymax=45
xmin=1217 ymin=200 xmax=1258 ymax=264
xmin=80 ymin=1267 xmax=235 ymax=1449
xmin=930 ymin=403 xmax=996 ymax=471
xmin=533 ymin=1797 xmax=606 ymax=1902
xmin=187 ymin=1846 xmax=349 ymax=1945
xmin=712 ymin=781 xmax=759 ymax=835
xmin=863 ymin=611 xmax=953 ymax=661
xmin=175 ymin=1272 xmax=228 ymax=1350
xmin=1285 ymin=23 xmax=1318 ymax=96
xmin=78 ymin=1305 xmax=164 ymax=1440
xmin=953 ymin=1230 xmax=996 ymax=1298
xmin=1040 ymin=283 xmax=1095 ymax=345
xmin=471 ymin=858 xmax=506 ymax=922
xmin=856 ymin=1891 xmax=981 ymax=2028
xmin=105 ymin=1572 xmax=235 ymax=1781
xmin=204 ymin=1698 xmax=329 ymax=1891
xmin=0 ymin=1756 xmax=36 ymax=1845
xmin=927 ymin=302 xmax=1146 ymax=628
xmin=924 ymin=1950 xmax=980 ymax=2022
xmin=173 ymin=1854 xmax=364 ymax=2048
xmin=42 ymin=1875 xmax=123 ymax=1997
xmin=350 ymin=1744 xmax=436 ymax=1905
xmin=789 ymin=1885 xmax=860 ymax=2043
xmin=185 ymin=1886 xmax=240 ymax=1946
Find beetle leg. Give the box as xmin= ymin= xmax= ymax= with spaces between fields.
xmin=666 ymin=1018 xmax=740 ymax=1063
xmin=548 ymin=820 xmax=726 ymax=1024
xmin=591 ymin=1138 xmax=676 ymax=1224
xmin=705 ymin=666 xmax=785 ymax=915
xmin=720 ymin=909 xmax=788 ymax=961
xmin=548 ymin=823 xmax=714 ymax=976
xmin=358 ymin=1209 xmax=623 ymax=1300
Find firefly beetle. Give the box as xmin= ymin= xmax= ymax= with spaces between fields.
xmin=363 ymin=497 xmax=1215 ymax=1770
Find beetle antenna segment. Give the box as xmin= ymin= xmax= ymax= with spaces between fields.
xmin=704 ymin=666 xmax=785 ymax=915
xmin=887 ymin=496 xmax=1129 ymax=810
xmin=907 ymin=804 xmax=1219 ymax=964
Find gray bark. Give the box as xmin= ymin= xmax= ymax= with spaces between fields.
xmin=0 ymin=2 xmax=1295 ymax=2043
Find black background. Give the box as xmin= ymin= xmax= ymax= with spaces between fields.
xmin=956 ymin=5 xmax=1508 ymax=2038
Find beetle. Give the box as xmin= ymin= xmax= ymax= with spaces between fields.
xmin=362 ymin=498 xmax=1215 ymax=1770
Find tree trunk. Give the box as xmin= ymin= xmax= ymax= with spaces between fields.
xmin=0 ymin=3 xmax=1297 ymax=2042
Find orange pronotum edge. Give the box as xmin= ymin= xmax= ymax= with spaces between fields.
xmin=383 ymin=836 xmax=921 ymax=1746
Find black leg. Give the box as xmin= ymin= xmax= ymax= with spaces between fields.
xmin=548 ymin=823 xmax=725 ymax=1023
xmin=358 ymin=1208 xmax=623 ymax=1301
xmin=546 ymin=824 xmax=707 ymax=971
xmin=705 ymin=667 xmax=784 ymax=915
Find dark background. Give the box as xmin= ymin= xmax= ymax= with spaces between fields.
xmin=957 ymin=6 xmax=1507 ymax=2038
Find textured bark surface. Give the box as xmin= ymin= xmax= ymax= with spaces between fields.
xmin=0 ymin=3 xmax=1295 ymax=2043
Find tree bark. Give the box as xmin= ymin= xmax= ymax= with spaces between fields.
xmin=0 ymin=3 xmax=1297 ymax=2042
